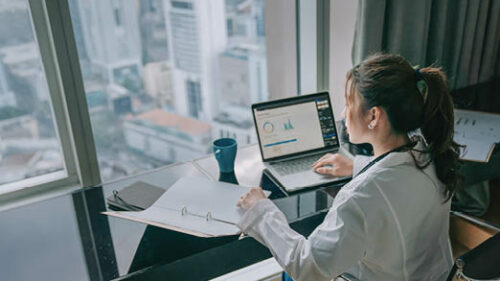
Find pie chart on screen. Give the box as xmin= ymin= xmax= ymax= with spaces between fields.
xmin=263 ymin=121 xmax=274 ymax=133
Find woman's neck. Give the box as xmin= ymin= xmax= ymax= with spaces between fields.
xmin=371 ymin=134 xmax=410 ymax=158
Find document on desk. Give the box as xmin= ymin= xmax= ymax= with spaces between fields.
xmin=454 ymin=109 xmax=500 ymax=162
xmin=103 ymin=176 xmax=269 ymax=238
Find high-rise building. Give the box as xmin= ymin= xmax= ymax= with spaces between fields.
xmin=214 ymin=44 xmax=267 ymax=145
xmin=107 ymin=84 xmax=132 ymax=115
xmin=226 ymin=0 xmax=265 ymax=43
xmin=139 ymin=0 xmax=169 ymax=64
xmin=212 ymin=0 xmax=267 ymax=145
xmin=0 ymin=58 xmax=16 ymax=107
xmin=218 ymin=45 xmax=267 ymax=107
xmin=0 ymin=43 xmax=48 ymax=104
xmin=72 ymin=0 xmax=142 ymax=85
xmin=143 ymin=61 xmax=174 ymax=109
xmin=163 ymin=0 xmax=227 ymax=120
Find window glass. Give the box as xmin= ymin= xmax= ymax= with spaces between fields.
xmin=68 ymin=0 xmax=268 ymax=181
xmin=0 ymin=1 xmax=65 ymax=186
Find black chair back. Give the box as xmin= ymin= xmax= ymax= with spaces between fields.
xmin=447 ymin=232 xmax=500 ymax=281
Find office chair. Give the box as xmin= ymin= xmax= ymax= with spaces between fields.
xmin=446 ymin=232 xmax=500 ymax=281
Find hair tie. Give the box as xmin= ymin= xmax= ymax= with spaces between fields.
xmin=414 ymin=67 xmax=426 ymax=98
xmin=414 ymin=68 xmax=422 ymax=81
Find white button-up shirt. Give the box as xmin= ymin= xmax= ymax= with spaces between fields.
xmin=237 ymin=141 xmax=452 ymax=281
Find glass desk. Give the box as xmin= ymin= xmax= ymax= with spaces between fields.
xmin=0 ymin=144 xmax=342 ymax=281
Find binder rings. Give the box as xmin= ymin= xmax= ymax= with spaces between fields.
xmin=103 ymin=176 xmax=269 ymax=238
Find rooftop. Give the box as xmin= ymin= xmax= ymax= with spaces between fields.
xmin=129 ymin=109 xmax=211 ymax=136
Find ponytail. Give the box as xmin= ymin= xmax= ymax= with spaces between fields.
xmin=347 ymin=54 xmax=463 ymax=202
xmin=419 ymin=67 xmax=463 ymax=201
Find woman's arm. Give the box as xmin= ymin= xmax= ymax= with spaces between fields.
xmin=237 ymin=197 xmax=367 ymax=281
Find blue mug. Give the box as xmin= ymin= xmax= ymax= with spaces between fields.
xmin=213 ymin=138 xmax=237 ymax=173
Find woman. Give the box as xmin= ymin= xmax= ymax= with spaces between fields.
xmin=236 ymin=54 xmax=462 ymax=281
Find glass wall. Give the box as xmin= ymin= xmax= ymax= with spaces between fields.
xmin=68 ymin=0 xmax=268 ymax=182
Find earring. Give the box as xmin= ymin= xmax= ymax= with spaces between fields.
xmin=368 ymin=124 xmax=373 ymax=129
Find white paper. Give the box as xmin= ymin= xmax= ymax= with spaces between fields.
xmin=454 ymin=135 xmax=495 ymax=162
xmin=454 ymin=109 xmax=500 ymax=162
xmin=154 ymin=176 xmax=257 ymax=224
xmin=104 ymin=176 xmax=270 ymax=237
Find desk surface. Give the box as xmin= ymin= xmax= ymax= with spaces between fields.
xmin=0 ymin=143 xmax=336 ymax=281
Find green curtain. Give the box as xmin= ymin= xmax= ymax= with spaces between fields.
xmin=352 ymin=0 xmax=500 ymax=90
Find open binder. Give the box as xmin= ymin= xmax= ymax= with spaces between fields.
xmin=103 ymin=176 xmax=268 ymax=238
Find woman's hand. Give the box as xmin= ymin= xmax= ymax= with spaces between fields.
xmin=312 ymin=153 xmax=353 ymax=177
xmin=237 ymin=187 xmax=267 ymax=210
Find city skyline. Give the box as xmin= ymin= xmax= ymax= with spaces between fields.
xmin=0 ymin=0 xmax=268 ymax=184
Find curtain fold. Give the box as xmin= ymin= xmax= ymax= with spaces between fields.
xmin=352 ymin=0 xmax=500 ymax=90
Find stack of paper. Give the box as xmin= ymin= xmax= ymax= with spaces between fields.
xmin=454 ymin=109 xmax=500 ymax=162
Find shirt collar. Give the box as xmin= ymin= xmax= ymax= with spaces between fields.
xmin=374 ymin=138 xmax=430 ymax=170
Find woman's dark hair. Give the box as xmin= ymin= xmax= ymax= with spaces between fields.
xmin=346 ymin=53 xmax=462 ymax=201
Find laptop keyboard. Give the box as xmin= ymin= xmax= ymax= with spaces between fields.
xmin=272 ymin=154 xmax=323 ymax=176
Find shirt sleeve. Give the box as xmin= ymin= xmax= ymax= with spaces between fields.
xmin=352 ymin=155 xmax=373 ymax=176
xmin=237 ymin=197 xmax=367 ymax=281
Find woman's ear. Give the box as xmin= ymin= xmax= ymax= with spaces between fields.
xmin=368 ymin=106 xmax=382 ymax=128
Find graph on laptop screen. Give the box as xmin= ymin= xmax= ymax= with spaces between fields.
xmin=254 ymin=95 xmax=338 ymax=159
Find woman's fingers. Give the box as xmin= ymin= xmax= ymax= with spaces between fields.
xmin=315 ymin=166 xmax=334 ymax=175
xmin=236 ymin=187 xmax=266 ymax=209
xmin=312 ymin=155 xmax=338 ymax=169
xmin=236 ymin=191 xmax=247 ymax=207
xmin=312 ymin=159 xmax=326 ymax=169
xmin=312 ymin=153 xmax=332 ymax=167
xmin=312 ymin=161 xmax=325 ymax=170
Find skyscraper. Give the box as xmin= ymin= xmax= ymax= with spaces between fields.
xmin=72 ymin=0 xmax=142 ymax=86
xmin=211 ymin=0 xmax=267 ymax=145
xmin=143 ymin=61 xmax=174 ymax=109
xmin=218 ymin=45 xmax=267 ymax=108
xmin=139 ymin=0 xmax=169 ymax=64
xmin=226 ymin=0 xmax=265 ymax=44
xmin=163 ymin=0 xmax=227 ymax=120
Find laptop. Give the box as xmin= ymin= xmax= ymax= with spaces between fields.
xmin=252 ymin=92 xmax=349 ymax=192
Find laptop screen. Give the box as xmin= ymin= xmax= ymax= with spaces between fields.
xmin=252 ymin=92 xmax=339 ymax=161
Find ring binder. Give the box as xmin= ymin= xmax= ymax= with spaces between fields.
xmin=103 ymin=176 xmax=270 ymax=237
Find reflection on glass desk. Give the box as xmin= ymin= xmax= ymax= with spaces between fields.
xmin=194 ymin=144 xmax=338 ymax=219
xmin=0 ymin=143 xmax=343 ymax=281
xmin=194 ymin=144 xmax=265 ymax=187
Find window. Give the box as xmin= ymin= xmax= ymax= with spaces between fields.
xmin=0 ymin=1 xmax=65 ymax=187
xmin=68 ymin=0 xmax=269 ymax=182
xmin=0 ymin=0 xmax=317 ymax=199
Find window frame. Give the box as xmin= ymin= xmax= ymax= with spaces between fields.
xmin=296 ymin=0 xmax=330 ymax=94
xmin=0 ymin=0 xmax=101 ymax=204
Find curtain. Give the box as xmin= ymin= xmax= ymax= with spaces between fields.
xmin=352 ymin=0 xmax=500 ymax=90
